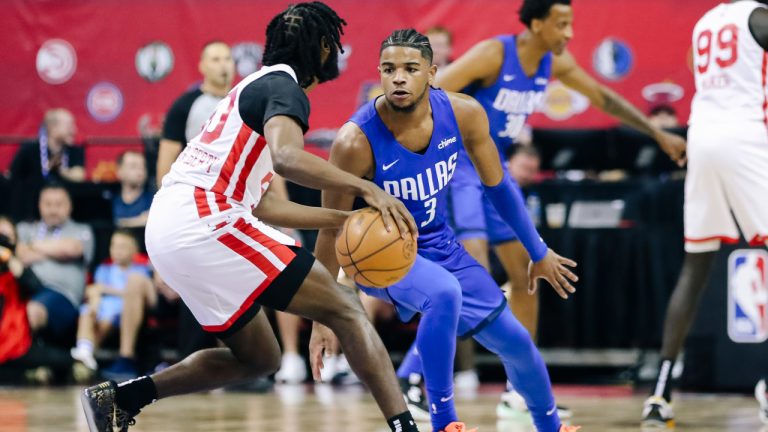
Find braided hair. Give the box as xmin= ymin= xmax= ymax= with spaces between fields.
xmin=380 ymin=29 xmax=433 ymax=64
xmin=263 ymin=2 xmax=347 ymax=88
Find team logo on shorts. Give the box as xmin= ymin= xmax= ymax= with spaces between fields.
xmin=36 ymin=39 xmax=77 ymax=85
xmin=86 ymin=82 xmax=124 ymax=122
xmin=592 ymin=38 xmax=633 ymax=81
xmin=135 ymin=41 xmax=174 ymax=82
xmin=728 ymin=249 xmax=768 ymax=343
xmin=232 ymin=42 xmax=263 ymax=78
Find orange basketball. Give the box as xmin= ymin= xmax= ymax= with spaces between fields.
xmin=335 ymin=207 xmax=417 ymax=288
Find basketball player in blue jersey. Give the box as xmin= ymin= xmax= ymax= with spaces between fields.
xmin=387 ymin=0 xmax=685 ymax=420
xmin=312 ymin=29 xmax=581 ymax=432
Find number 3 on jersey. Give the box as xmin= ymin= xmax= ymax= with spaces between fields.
xmin=421 ymin=197 xmax=437 ymax=228
xmin=200 ymin=95 xmax=235 ymax=144
xmin=696 ymin=24 xmax=739 ymax=74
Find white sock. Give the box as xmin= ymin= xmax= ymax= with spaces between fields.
xmin=76 ymin=339 xmax=94 ymax=354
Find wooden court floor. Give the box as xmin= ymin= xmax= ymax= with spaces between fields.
xmin=0 ymin=384 xmax=764 ymax=432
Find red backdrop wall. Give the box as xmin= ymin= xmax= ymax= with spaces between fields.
xmin=2 ymin=0 xmax=712 ymax=142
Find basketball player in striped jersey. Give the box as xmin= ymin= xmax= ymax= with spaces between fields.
xmin=313 ymin=29 xmax=580 ymax=432
xmin=80 ymin=4 xmax=422 ymax=432
xmin=642 ymin=1 xmax=768 ymax=428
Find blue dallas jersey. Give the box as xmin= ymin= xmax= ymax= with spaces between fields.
xmin=349 ymin=88 xmax=461 ymax=250
xmin=464 ymin=34 xmax=552 ymax=156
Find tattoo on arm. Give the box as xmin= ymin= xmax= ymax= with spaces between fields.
xmin=600 ymin=87 xmax=656 ymax=137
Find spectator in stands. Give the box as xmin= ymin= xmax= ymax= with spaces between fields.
xmin=9 ymin=109 xmax=85 ymax=221
xmin=15 ymin=184 xmax=94 ymax=344
xmin=0 ymin=215 xmax=75 ymax=384
xmin=425 ymin=26 xmax=453 ymax=69
xmin=507 ymin=145 xmax=541 ymax=188
xmin=648 ymin=104 xmax=680 ymax=129
xmin=156 ymin=41 xmax=235 ymax=187
xmin=71 ymin=229 xmax=156 ymax=380
xmin=113 ymin=150 xmax=152 ymax=228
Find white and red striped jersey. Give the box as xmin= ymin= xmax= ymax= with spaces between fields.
xmin=690 ymin=1 xmax=768 ymax=126
xmin=162 ymin=64 xmax=301 ymax=215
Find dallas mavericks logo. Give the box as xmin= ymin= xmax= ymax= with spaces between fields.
xmin=592 ymin=38 xmax=633 ymax=81
xmin=728 ymin=249 xmax=768 ymax=343
xmin=135 ymin=41 xmax=174 ymax=82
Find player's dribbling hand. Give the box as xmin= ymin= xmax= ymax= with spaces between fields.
xmin=655 ymin=130 xmax=687 ymax=167
xmin=309 ymin=322 xmax=340 ymax=382
xmin=361 ymin=183 xmax=418 ymax=240
xmin=528 ymin=249 xmax=578 ymax=299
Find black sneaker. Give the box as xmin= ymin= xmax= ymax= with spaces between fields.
xmin=399 ymin=374 xmax=430 ymax=421
xmin=641 ymin=396 xmax=675 ymax=429
xmin=81 ymin=381 xmax=139 ymax=432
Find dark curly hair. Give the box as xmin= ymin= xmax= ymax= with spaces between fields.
xmin=519 ymin=0 xmax=572 ymax=28
xmin=262 ymin=2 xmax=347 ymax=88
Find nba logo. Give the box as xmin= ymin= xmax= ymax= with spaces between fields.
xmin=728 ymin=249 xmax=768 ymax=343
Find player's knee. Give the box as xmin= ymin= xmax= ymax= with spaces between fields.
xmin=231 ymin=342 xmax=281 ymax=376
xmin=428 ymin=277 xmax=462 ymax=312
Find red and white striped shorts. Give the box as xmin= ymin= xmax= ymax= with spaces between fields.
xmin=146 ymin=183 xmax=313 ymax=337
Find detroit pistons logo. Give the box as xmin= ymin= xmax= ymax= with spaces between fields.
xmin=36 ymin=39 xmax=77 ymax=85
xmin=87 ymin=82 xmax=124 ymax=122
xmin=136 ymin=41 xmax=174 ymax=82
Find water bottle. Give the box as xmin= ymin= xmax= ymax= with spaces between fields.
xmin=526 ymin=193 xmax=541 ymax=227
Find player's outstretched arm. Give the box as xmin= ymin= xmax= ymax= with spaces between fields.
xmin=552 ymin=50 xmax=687 ymax=166
xmin=435 ymin=39 xmax=504 ymax=92
xmin=252 ymin=185 xmax=350 ymax=229
xmin=265 ymin=115 xmax=417 ymax=238
xmin=451 ymin=93 xmax=578 ymax=298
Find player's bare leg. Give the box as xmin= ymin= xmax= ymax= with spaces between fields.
xmin=81 ymin=310 xmax=282 ymax=431
xmin=643 ymin=251 xmax=716 ymax=428
xmin=286 ymin=261 xmax=412 ymax=423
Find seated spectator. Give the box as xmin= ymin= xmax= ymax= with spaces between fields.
xmin=113 ymin=150 xmax=153 ymax=228
xmin=0 ymin=215 xmax=74 ymax=384
xmin=15 ymin=184 xmax=94 ymax=344
xmin=648 ymin=104 xmax=680 ymax=129
xmin=9 ymin=109 xmax=85 ymax=222
xmin=71 ymin=229 xmax=156 ymax=380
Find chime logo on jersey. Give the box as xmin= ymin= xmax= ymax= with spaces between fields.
xmin=727 ymin=249 xmax=768 ymax=343
xmin=382 ymin=152 xmax=457 ymax=201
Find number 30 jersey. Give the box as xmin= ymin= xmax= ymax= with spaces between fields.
xmin=349 ymin=89 xmax=462 ymax=248
xmin=690 ymin=1 xmax=768 ymax=126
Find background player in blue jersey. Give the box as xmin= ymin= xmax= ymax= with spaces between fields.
xmin=311 ymin=29 xmax=580 ymax=432
xmin=420 ymin=0 xmax=688 ymax=419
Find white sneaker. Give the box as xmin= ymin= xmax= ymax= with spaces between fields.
xmin=70 ymin=346 xmax=97 ymax=371
xmin=331 ymin=354 xmax=361 ymax=385
xmin=755 ymin=379 xmax=768 ymax=425
xmin=496 ymin=390 xmax=573 ymax=421
xmin=275 ymin=352 xmax=307 ymax=384
xmin=454 ymin=369 xmax=479 ymax=392
xmin=318 ymin=354 xmax=338 ymax=383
